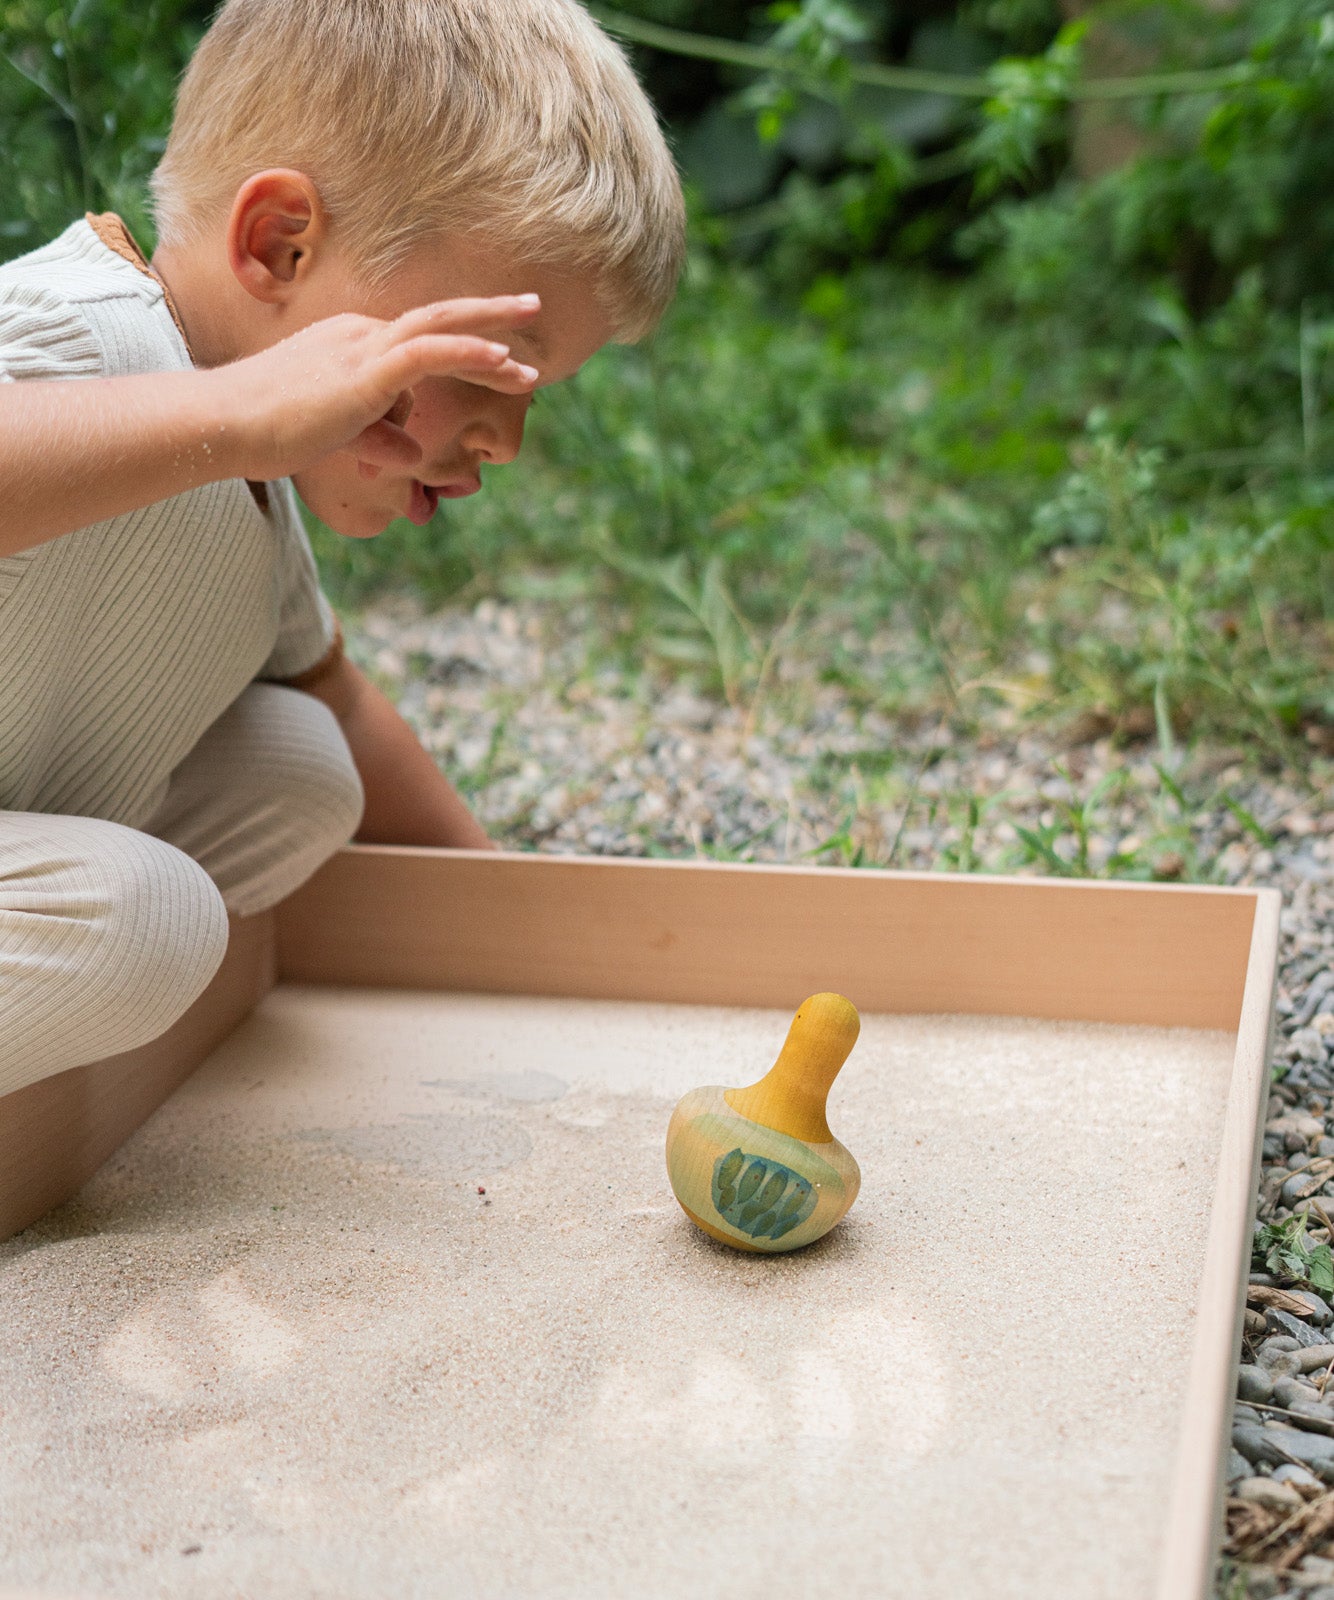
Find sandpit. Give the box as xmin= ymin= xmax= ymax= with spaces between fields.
xmin=0 ymin=986 xmax=1233 ymax=1599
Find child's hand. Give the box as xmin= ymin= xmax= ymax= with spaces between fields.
xmin=218 ymin=295 xmax=542 ymax=483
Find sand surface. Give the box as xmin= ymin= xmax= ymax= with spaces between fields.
xmin=0 ymin=988 xmax=1235 ymax=1599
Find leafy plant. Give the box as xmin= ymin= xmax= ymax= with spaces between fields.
xmin=1254 ymin=1212 xmax=1334 ymax=1296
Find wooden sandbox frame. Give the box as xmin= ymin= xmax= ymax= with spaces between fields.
xmin=0 ymin=845 xmax=1281 ymax=1599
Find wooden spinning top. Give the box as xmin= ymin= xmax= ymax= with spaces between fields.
xmin=665 ymin=993 xmax=861 ymax=1254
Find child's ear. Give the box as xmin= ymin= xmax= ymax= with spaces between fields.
xmin=227 ymin=169 xmax=327 ymax=299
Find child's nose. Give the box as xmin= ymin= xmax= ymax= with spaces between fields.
xmin=459 ymin=396 xmax=528 ymax=466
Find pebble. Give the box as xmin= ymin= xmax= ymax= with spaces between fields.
xmin=1240 ymin=1365 xmax=1275 ymax=1404
xmin=1272 ymin=1463 xmax=1322 ymax=1488
xmin=1232 ymin=1421 xmax=1334 ymax=1476
xmin=1273 ymin=1375 xmax=1319 ymax=1409
xmin=1282 ymin=1172 xmax=1324 ymax=1206
xmin=1269 ymin=1115 xmax=1325 ymax=1144
xmin=1268 ymin=1306 xmax=1334 ymax=1347
xmin=1235 ymin=1476 xmax=1304 ymax=1510
xmin=1298 ymin=1345 xmax=1334 ymax=1373
xmin=1295 ymin=1291 xmax=1334 ymax=1328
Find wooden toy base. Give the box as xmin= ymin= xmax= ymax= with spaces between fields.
xmin=0 ymin=846 xmax=1280 ymax=1600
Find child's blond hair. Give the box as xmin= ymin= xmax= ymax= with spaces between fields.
xmin=149 ymin=0 xmax=685 ymax=339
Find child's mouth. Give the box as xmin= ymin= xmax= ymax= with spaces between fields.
xmin=406 ymin=481 xmax=440 ymax=525
xmin=405 ymin=479 xmax=479 ymax=524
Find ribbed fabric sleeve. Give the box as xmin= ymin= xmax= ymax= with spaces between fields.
xmin=0 ymin=283 xmax=103 ymax=383
xmin=256 ymin=478 xmax=340 ymax=682
xmin=0 ymin=218 xmax=338 ymax=828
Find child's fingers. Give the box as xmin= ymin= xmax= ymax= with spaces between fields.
xmin=350 ymin=417 xmax=424 ymax=471
xmin=379 ymin=335 xmax=539 ymax=395
xmin=392 ymin=295 xmax=541 ymax=342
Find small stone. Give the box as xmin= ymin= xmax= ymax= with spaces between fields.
xmin=1283 ymin=1171 xmax=1325 ymax=1206
xmin=1231 ymin=1421 xmax=1334 ymax=1476
xmin=1319 ymin=1139 xmax=1334 ymax=1157
xmin=1298 ymin=1344 xmax=1334 ymax=1373
xmin=1268 ymin=1307 xmax=1334 ymax=1346
xmin=1233 ymin=1405 xmax=1262 ymax=1427
xmin=1287 ymin=1398 xmax=1334 ymax=1426
xmin=1272 ymin=1463 xmax=1322 ymax=1488
xmin=1301 ymin=1556 xmax=1334 ymax=1584
xmin=1294 ymin=1290 xmax=1334 ymax=1327
xmin=1260 ymin=1338 xmax=1305 ymax=1376
xmin=1247 ymin=1308 xmax=1271 ymax=1341
xmin=1274 ymin=1374 xmax=1319 ymax=1408
xmin=1239 ymin=1365 xmax=1275 ymax=1404
xmin=1290 ymin=1141 xmax=1314 ymax=1160
xmin=1228 ymin=1447 xmax=1254 ymax=1482
xmin=1269 ymin=1113 xmax=1326 ymax=1141
xmin=1235 ymin=1475 xmax=1303 ymax=1509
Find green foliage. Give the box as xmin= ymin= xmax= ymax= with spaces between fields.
xmin=971 ymin=1 xmax=1334 ymax=317
xmin=303 ymin=238 xmax=1331 ymax=752
xmin=0 ymin=0 xmax=1329 ymax=789
xmin=1254 ymin=1212 xmax=1334 ymax=1296
xmin=0 ymin=0 xmax=209 ymax=253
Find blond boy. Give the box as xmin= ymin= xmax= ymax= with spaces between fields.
xmin=0 ymin=0 xmax=684 ymax=1094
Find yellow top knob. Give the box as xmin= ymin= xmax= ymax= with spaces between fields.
xmin=725 ymin=991 xmax=860 ymax=1144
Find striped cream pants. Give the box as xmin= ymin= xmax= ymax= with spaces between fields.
xmin=0 ymin=682 xmax=364 ymax=1097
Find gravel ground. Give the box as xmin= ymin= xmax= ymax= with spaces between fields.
xmin=345 ymin=592 xmax=1334 ymax=1600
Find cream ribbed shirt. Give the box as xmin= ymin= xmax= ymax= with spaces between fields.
xmin=0 ymin=214 xmax=340 ymax=829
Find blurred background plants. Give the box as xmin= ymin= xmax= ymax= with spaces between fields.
xmin=2 ymin=0 xmax=1331 ymax=757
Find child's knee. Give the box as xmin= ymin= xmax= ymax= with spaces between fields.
xmin=0 ymin=814 xmax=229 ymax=1090
xmin=95 ymin=821 xmax=231 ymax=1009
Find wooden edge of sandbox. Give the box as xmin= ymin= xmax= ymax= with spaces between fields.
xmin=1 ymin=848 xmax=1271 ymax=1248
xmin=0 ymin=845 xmax=1283 ymax=1600
xmin=1156 ymin=884 xmax=1282 ymax=1599
xmin=0 ymin=909 xmax=275 ymax=1243
xmin=275 ymin=845 xmax=1261 ymax=1028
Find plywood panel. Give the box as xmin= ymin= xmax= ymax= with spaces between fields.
xmin=1157 ymin=887 xmax=1282 ymax=1597
xmin=277 ymin=846 xmax=1262 ymax=1029
xmin=0 ymin=910 xmax=275 ymax=1242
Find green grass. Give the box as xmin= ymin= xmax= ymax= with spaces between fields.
xmin=308 ymin=243 xmax=1334 ymax=767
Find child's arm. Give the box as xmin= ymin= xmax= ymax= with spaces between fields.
xmin=0 ymin=295 xmax=541 ymax=558
xmin=298 ymin=648 xmax=494 ymax=849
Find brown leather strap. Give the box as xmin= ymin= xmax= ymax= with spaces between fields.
xmin=84 ymin=210 xmax=270 ymax=515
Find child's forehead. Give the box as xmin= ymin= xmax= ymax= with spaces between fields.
xmin=371 ymin=238 xmax=617 ymax=381
xmin=388 ymin=234 xmax=602 ymax=308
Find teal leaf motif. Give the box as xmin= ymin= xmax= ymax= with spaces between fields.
xmin=712 ymin=1148 xmax=816 ymax=1241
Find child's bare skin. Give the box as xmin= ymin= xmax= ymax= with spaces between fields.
xmin=0 ymin=169 xmax=618 ymax=849
xmin=0 ymin=168 xmax=615 ymax=554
